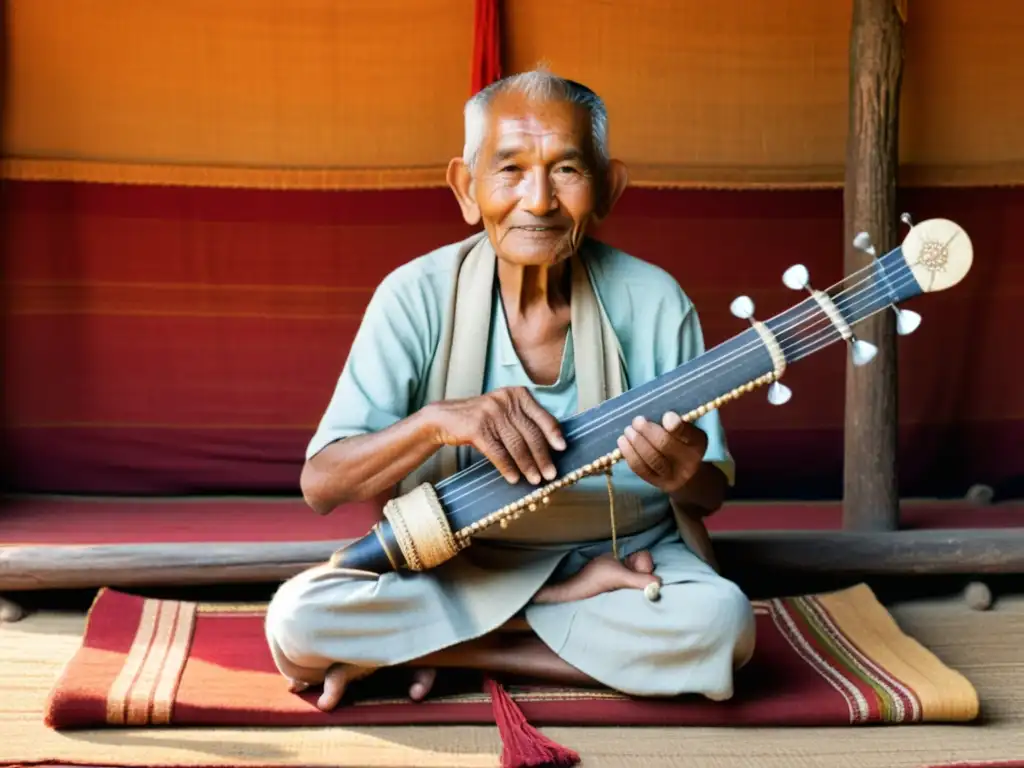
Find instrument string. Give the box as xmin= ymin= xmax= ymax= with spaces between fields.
xmin=437 ymin=252 xmax=912 ymax=500
xmin=440 ymin=270 xmax=915 ymax=507
xmin=557 ymin=250 xmax=906 ymax=442
xmin=439 ymin=267 xmax=917 ymax=509
xmin=441 ymin=277 xmax=919 ymax=515
xmin=439 ymin=268 xmax=918 ymax=508
xmin=439 ymin=261 xmax=913 ymax=505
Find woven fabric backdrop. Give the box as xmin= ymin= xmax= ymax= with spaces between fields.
xmin=3 ymin=0 xmax=1024 ymax=189
xmin=3 ymin=183 xmax=1020 ymax=499
xmin=1 ymin=0 xmax=1021 ymax=500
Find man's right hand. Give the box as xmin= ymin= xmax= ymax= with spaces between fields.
xmin=421 ymin=387 xmax=566 ymax=486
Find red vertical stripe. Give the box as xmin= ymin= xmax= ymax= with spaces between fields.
xmin=471 ymin=0 xmax=503 ymax=94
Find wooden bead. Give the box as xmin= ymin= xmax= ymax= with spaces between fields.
xmin=964 ymin=581 xmax=993 ymax=611
xmin=965 ymin=484 xmax=995 ymax=505
xmin=0 ymin=597 xmax=25 ymax=623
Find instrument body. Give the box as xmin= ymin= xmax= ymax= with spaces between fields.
xmin=331 ymin=218 xmax=973 ymax=575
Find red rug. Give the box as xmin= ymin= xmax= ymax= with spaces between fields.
xmin=47 ymin=583 xmax=979 ymax=732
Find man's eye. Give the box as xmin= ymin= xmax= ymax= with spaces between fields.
xmin=556 ymin=166 xmax=579 ymax=174
xmin=500 ymin=165 xmax=520 ymax=173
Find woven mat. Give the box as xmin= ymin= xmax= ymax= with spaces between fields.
xmin=3 ymin=588 xmax=1023 ymax=768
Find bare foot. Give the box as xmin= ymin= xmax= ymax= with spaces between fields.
xmin=532 ymin=549 xmax=660 ymax=605
xmin=303 ymin=664 xmax=437 ymax=711
xmin=290 ymin=551 xmax=660 ymax=708
xmin=316 ymin=663 xmax=375 ymax=711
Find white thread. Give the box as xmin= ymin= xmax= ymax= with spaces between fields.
xmin=383 ymin=483 xmax=460 ymax=570
xmin=810 ymin=289 xmax=854 ymax=340
xmin=751 ymin=320 xmax=787 ymax=378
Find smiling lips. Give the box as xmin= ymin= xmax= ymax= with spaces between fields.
xmin=513 ymin=225 xmax=565 ymax=233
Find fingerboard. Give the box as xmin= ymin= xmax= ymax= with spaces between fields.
xmin=435 ymin=245 xmax=923 ymax=533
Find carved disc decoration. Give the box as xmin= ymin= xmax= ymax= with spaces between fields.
xmin=900 ymin=218 xmax=973 ymax=293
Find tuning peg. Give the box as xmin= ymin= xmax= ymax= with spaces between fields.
xmin=730 ymin=294 xmax=792 ymax=406
xmin=853 ymin=231 xmax=877 ymax=256
xmin=782 ymin=264 xmax=809 ymax=291
xmin=851 ymin=338 xmax=878 ymax=366
xmin=767 ymin=380 xmax=792 ymax=405
xmin=894 ymin=308 xmax=921 ymax=335
xmin=729 ymin=295 xmax=755 ymax=320
xmin=856 ymin=224 xmax=924 ymax=334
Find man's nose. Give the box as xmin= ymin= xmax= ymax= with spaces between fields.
xmin=521 ymin=168 xmax=558 ymax=216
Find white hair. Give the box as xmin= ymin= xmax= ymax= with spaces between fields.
xmin=462 ymin=69 xmax=609 ymax=170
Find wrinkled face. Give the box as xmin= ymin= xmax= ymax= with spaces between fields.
xmin=472 ymin=92 xmax=602 ymax=267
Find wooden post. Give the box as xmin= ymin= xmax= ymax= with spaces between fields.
xmin=842 ymin=0 xmax=905 ymax=531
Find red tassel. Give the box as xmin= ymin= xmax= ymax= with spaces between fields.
xmin=484 ymin=676 xmax=580 ymax=768
xmin=471 ymin=0 xmax=503 ymax=94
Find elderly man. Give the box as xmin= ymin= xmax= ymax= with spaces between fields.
xmin=265 ymin=70 xmax=755 ymax=711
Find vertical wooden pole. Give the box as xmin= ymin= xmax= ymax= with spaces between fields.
xmin=842 ymin=0 xmax=905 ymax=531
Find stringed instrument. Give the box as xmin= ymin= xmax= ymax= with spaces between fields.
xmin=330 ymin=216 xmax=973 ymax=575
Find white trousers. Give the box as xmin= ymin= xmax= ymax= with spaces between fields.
xmin=265 ymin=521 xmax=756 ymax=700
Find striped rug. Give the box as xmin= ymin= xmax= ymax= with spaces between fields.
xmin=43 ymin=583 xmax=978 ymax=732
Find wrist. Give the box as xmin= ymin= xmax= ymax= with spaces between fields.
xmin=412 ymin=403 xmax=446 ymax=447
xmin=669 ymin=462 xmax=726 ymax=514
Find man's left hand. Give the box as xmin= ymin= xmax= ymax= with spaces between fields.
xmin=617 ymin=412 xmax=707 ymax=497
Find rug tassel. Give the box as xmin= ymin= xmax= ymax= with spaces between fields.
xmin=484 ymin=676 xmax=580 ymax=768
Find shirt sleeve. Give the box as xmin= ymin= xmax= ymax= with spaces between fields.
xmin=663 ymin=289 xmax=737 ymax=487
xmin=305 ymin=277 xmax=433 ymax=461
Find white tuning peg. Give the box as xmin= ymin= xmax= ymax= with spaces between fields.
xmin=730 ymin=294 xmax=793 ymax=406
xmin=853 ymin=231 xmax=876 ymax=256
xmin=767 ymin=380 xmax=792 ymax=406
xmin=895 ymin=308 xmax=921 ymax=335
xmin=782 ymin=264 xmax=810 ymax=291
xmin=729 ymin=295 xmax=755 ymax=320
xmin=851 ymin=338 xmax=878 ymax=366
xmin=900 ymin=212 xmax=914 ymax=229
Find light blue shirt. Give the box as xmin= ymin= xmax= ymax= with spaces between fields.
xmin=308 ymin=237 xmax=736 ymax=522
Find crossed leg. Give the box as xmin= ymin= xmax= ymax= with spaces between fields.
xmin=307 ymin=550 xmax=661 ymax=711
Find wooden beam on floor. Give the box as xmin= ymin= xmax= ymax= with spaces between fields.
xmin=2 ymin=529 xmax=1024 ymax=591
xmin=842 ymin=0 xmax=905 ymax=532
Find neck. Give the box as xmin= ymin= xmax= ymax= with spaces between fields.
xmin=496 ymin=258 xmax=572 ymax=317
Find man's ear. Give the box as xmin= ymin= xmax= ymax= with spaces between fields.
xmin=446 ymin=158 xmax=481 ymax=226
xmin=594 ymin=158 xmax=629 ymax=223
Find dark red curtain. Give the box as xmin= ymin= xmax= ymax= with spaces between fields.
xmin=471 ymin=0 xmax=502 ymax=93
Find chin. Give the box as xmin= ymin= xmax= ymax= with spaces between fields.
xmin=503 ymin=251 xmax=565 ymax=266
xmin=501 ymin=241 xmax=575 ymax=267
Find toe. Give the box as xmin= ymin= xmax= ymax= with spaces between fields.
xmin=625 ymin=549 xmax=655 ymax=574
xmin=408 ymin=668 xmax=437 ymax=701
xmin=316 ymin=665 xmax=349 ymax=711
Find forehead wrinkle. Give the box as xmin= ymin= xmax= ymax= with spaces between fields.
xmin=488 ymin=124 xmax=586 ymax=163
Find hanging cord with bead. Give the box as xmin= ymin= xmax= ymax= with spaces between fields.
xmin=604 ymin=468 xmax=618 ymax=561
xmin=606 ymin=466 xmax=661 ymax=603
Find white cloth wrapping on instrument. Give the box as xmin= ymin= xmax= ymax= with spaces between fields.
xmin=265 ymin=232 xmax=755 ymax=698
